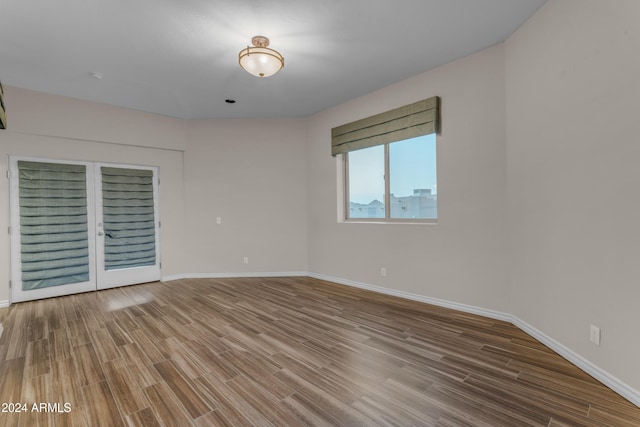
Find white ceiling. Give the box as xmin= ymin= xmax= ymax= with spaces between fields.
xmin=0 ymin=0 xmax=546 ymax=119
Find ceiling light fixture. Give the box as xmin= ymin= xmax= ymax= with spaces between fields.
xmin=238 ymin=36 xmax=284 ymax=78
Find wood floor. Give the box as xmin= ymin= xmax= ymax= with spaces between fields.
xmin=0 ymin=277 xmax=638 ymax=426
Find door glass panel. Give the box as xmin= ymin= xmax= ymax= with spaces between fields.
xmin=17 ymin=161 xmax=90 ymax=290
xmin=101 ymin=167 xmax=156 ymax=270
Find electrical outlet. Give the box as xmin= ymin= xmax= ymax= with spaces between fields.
xmin=380 ymin=267 xmax=387 ymax=277
xmin=216 ymin=217 xmax=222 ymax=225
xmin=590 ymin=324 xmax=601 ymax=346
xmin=243 ymin=257 xmax=249 ymax=265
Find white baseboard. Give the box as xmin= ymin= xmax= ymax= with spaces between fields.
xmin=0 ymin=300 xmax=9 ymax=308
xmin=162 ymin=271 xmax=309 ymax=282
xmin=308 ymin=272 xmax=513 ymax=323
xmin=308 ymin=272 xmax=640 ymax=408
xmin=160 ymin=271 xmax=640 ymax=407
xmin=511 ymin=317 xmax=640 ymax=407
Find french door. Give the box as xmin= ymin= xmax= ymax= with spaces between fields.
xmin=9 ymin=157 xmax=161 ymax=303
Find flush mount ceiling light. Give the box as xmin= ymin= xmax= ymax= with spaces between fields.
xmin=238 ymin=36 xmax=284 ymax=78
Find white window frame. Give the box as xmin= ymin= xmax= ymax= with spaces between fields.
xmin=341 ymin=138 xmax=438 ymax=225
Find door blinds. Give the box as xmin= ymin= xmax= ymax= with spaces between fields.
xmin=101 ymin=167 xmax=156 ymax=270
xmin=331 ymin=96 xmax=440 ymax=156
xmin=18 ymin=161 xmax=90 ymax=290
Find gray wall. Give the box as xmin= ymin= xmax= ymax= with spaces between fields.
xmin=505 ymin=0 xmax=640 ymax=391
xmin=306 ymin=45 xmax=509 ymax=312
xmin=183 ymin=118 xmax=308 ymax=275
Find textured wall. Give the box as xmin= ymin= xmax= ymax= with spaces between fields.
xmin=506 ymin=0 xmax=640 ymax=391
xmin=306 ymin=45 xmax=509 ymax=312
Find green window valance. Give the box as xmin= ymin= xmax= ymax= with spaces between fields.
xmin=331 ymin=96 xmax=440 ymax=156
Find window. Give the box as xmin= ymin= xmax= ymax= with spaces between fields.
xmin=345 ymin=133 xmax=437 ymax=221
xmin=331 ymin=96 xmax=440 ymax=223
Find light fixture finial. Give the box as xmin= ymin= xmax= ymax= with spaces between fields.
xmin=251 ymin=36 xmax=270 ymax=48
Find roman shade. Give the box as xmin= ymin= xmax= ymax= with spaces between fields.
xmin=101 ymin=167 xmax=157 ymax=270
xmin=18 ymin=161 xmax=90 ymax=290
xmin=331 ymin=96 xmax=440 ymax=156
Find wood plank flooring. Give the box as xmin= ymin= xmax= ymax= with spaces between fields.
xmin=0 ymin=277 xmax=638 ymax=426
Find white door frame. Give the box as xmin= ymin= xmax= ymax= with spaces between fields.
xmin=9 ymin=156 xmax=161 ymax=303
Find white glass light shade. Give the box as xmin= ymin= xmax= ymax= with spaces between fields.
xmin=238 ymin=36 xmax=284 ymax=77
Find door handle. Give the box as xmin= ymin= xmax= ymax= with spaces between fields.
xmin=98 ymin=232 xmax=104 ymax=236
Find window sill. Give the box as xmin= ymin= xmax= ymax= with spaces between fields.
xmin=340 ymin=219 xmax=438 ymax=225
